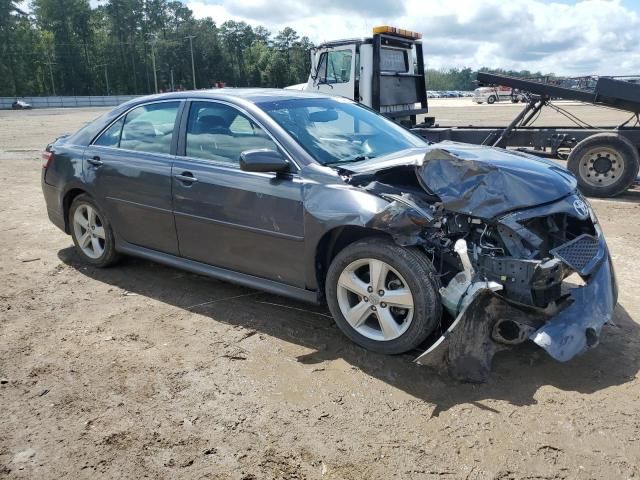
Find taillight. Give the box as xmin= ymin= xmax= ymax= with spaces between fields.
xmin=42 ymin=151 xmax=54 ymax=169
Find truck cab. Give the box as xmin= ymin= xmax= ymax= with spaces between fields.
xmin=291 ymin=26 xmax=429 ymax=125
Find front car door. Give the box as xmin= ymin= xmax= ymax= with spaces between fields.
xmin=83 ymin=100 xmax=183 ymax=255
xmin=311 ymin=47 xmax=357 ymax=100
xmin=171 ymin=100 xmax=306 ymax=287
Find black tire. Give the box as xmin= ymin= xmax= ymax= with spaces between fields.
xmin=567 ymin=133 xmax=640 ymax=198
xmin=487 ymin=95 xmax=496 ymax=104
xmin=69 ymin=194 xmax=120 ymax=267
xmin=325 ymin=237 xmax=442 ymax=355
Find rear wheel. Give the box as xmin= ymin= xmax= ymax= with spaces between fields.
xmin=567 ymin=133 xmax=639 ymax=197
xmin=487 ymin=95 xmax=496 ymax=104
xmin=69 ymin=194 xmax=119 ymax=267
xmin=326 ymin=238 xmax=441 ymax=355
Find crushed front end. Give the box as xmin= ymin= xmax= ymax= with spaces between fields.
xmin=414 ymin=191 xmax=617 ymax=381
xmin=344 ymin=145 xmax=618 ymax=381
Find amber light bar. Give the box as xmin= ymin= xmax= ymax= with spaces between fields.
xmin=372 ymin=26 xmax=422 ymax=39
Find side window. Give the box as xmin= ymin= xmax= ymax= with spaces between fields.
xmin=119 ymin=102 xmax=180 ymax=154
xmin=185 ymin=101 xmax=278 ymax=164
xmin=318 ymin=50 xmax=352 ymax=84
xmin=316 ymin=52 xmax=327 ymax=82
xmin=94 ymin=118 xmax=124 ymax=147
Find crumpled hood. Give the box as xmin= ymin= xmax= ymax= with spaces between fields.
xmin=345 ymin=143 xmax=578 ymax=219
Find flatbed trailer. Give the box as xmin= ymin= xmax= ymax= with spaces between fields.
xmin=414 ymin=73 xmax=640 ymax=197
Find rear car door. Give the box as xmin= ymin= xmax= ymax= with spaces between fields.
xmin=172 ymin=100 xmax=306 ymax=287
xmin=83 ymin=100 xmax=182 ymax=255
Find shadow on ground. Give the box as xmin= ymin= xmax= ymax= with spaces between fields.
xmin=59 ymin=247 xmax=639 ymax=416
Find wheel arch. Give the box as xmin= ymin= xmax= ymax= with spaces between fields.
xmin=62 ymin=187 xmax=89 ymax=234
xmin=314 ymin=225 xmax=392 ymax=301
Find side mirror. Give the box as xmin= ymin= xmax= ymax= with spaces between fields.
xmin=240 ymin=149 xmax=291 ymax=173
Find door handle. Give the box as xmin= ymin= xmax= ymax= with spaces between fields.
xmin=87 ymin=156 xmax=103 ymax=167
xmin=174 ymin=172 xmax=198 ymax=183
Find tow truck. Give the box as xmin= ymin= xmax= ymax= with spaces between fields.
xmin=289 ymin=26 xmax=640 ymax=198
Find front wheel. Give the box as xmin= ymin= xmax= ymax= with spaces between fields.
xmin=487 ymin=95 xmax=496 ymax=104
xmin=69 ymin=194 xmax=120 ymax=267
xmin=325 ymin=238 xmax=442 ymax=355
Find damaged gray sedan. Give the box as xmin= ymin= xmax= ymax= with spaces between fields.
xmin=41 ymin=90 xmax=617 ymax=380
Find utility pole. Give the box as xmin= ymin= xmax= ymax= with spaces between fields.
xmin=146 ymin=33 xmax=159 ymax=93
xmin=185 ymin=35 xmax=196 ymax=90
xmin=95 ymin=64 xmax=110 ymax=95
xmin=170 ymin=68 xmax=175 ymax=91
xmin=44 ymin=56 xmax=56 ymax=96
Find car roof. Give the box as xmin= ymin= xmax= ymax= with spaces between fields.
xmin=127 ymin=88 xmax=339 ymax=107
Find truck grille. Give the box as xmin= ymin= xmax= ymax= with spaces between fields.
xmin=550 ymin=234 xmax=599 ymax=274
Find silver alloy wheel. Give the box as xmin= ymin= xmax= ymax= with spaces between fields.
xmin=578 ymin=146 xmax=624 ymax=187
xmin=336 ymin=258 xmax=415 ymax=341
xmin=72 ymin=203 xmax=106 ymax=259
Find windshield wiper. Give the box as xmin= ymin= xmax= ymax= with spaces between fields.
xmin=325 ymin=155 xmax=376 ymax=166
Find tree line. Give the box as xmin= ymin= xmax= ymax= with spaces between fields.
xmin=1 ymin=0 xmax=551 ymax=97
xmin=425 ymin=67 xmax=553 ymax=92
xmin=1 ymin=0 xmax=314 ymax=96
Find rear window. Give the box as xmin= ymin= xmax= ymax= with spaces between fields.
xmin=93 ymin=102 xmax=179 ymax=154
xmin=119 ymin=102 xmax=180 ymax=154
xmin=380 ymin=48 xmax=408 ymax=73
xmin=94 ymin=118 xmax=124 ymax=147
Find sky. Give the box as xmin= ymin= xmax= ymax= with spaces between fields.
xmin=185 ymin=0 xmax=640 ymax=76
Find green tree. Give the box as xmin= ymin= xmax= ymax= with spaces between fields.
xmin=32 ymin=0 xmax=94 ymax=94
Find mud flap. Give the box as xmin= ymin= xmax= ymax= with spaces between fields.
xmin=415 ymin=290 xmax=505 ymax=383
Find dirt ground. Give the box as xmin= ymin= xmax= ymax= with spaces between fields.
xmin=1 ymin=101 xmax=639 ymax=480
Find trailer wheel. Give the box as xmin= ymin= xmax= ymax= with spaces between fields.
xmin=487 ymin=95 xmax=496 ymax=104
xmin=567 ymin=133 xmax=640 ymax=198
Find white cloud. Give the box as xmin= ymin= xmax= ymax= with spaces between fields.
xmin=186 ymin=0 xmax=640 ymax=75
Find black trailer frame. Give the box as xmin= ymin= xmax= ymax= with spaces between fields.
xmin=415 ymin=73 xmax=640 ymax=154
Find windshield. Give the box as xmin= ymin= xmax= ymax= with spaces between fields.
xmin=258 ymin=97 xmax=426 ymax=165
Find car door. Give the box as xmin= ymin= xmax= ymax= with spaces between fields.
xmin=312 ymin=47 xmax=356 ymax=100
xmin=83 ymin=100 xmax=182 ymax=255
xmin=172 ymin=100 xmax=306 ymax=287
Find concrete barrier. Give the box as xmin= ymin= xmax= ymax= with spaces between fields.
xmin=0 ymin=95 xmax=141 ymax=110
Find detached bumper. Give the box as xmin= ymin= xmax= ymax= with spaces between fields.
xmin=416 ymin=238 xmax=617 ymax=381
xmin=530 ymin=248 xmax=617 ymax=361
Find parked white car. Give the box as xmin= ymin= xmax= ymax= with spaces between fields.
xmin=473 ymin=86 xmax=524 ymax=104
